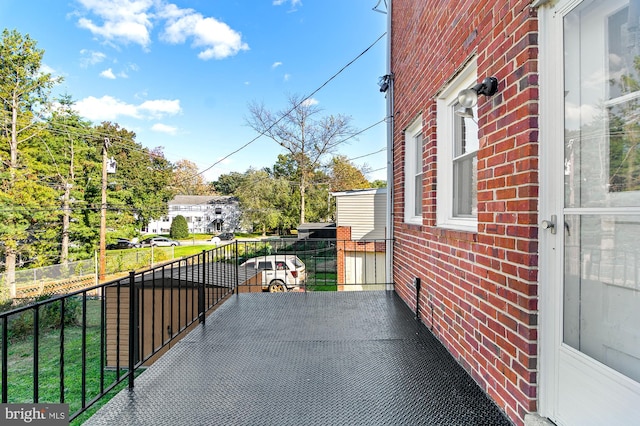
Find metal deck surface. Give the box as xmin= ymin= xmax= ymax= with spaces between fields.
xmin=85 ymin=291 xmax=512 ymax=425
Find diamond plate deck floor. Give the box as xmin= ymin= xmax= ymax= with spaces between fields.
xmin=85 ymin=291 xmax=512 ymax=426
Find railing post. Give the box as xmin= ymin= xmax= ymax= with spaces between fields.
xmin=33 ymin=305 xmax=39 ymax=403
xmin=128 ymin=271 xmax=136 ymax=390
xmin=199 ymin=250 xmax=206 ymax=325
xmin=234 ymin=240 xmax=239 ymax=293
xmin=2 ymin=317 xmax=7 ymax=403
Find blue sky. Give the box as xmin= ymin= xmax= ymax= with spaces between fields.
xmin=0 ymin=0 xmax=389 ymax=182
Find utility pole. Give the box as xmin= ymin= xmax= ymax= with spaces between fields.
xmin=99 ymin=137 xmax=110 ymax=281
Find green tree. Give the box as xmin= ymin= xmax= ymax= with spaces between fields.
xmin=0 ymin=29 xmax=61 ymax=297
xmin=246 ymin=94 xmax=355 ymax=224
xmin=38 ymin=95 xmax=96 ymax=264
xmin=171 ymin=159 xmax=214 ymax=195
xmin=328 ymin=155 xmax=370 ymax=191
xmin=91 ymin=122 xmax=174 ymax=235
xmin=212 ymin=171 xmax=246 ymax=195
xmin=270 ymin=154 xmax=332 ymax=229
xmin=170 ymin=215 xmax=189 ymax=239
xmin=236 ymin=168 xmax=285 ymax=235
xmin=370 ymin=179 xmax=387 ymax=188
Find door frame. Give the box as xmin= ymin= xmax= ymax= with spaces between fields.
xmin=538 ymin=1 xmax=640 ymax=424
xmin=537 ymin=0 xmax=565 ymax=416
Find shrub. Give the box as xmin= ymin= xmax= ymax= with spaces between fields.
xmin=6 ymin=294 xmax=81 ymax=341
xmin=35 ymin=294 xmax=81 ymax=329
xmin=170 ymin=215 xmax=189 ymax=239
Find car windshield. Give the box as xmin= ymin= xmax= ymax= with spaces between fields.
xmin=291 ymin=257 xmax=303 ymax=268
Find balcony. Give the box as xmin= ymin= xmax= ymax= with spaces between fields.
xmin=1 ymin=239 xmax=510 ymax=425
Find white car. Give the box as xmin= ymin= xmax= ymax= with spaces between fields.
xmin=240 ymin=255 xmax=306 ymax=292
xmin=210 ymin=232 xmax=234 ymax=246
xmin=140 ymin=237 xmax=180 ymax=247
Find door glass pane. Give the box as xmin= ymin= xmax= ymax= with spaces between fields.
xmin=564 ymin=0 xmax=640 ymax=208
xmin=563 ymin=214 xmax=640 ymax=382
xmin=563 ymin=0 xmax=640 ymax=382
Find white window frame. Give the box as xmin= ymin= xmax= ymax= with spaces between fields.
xmin=403 ymin=115 xmax=424 ymax=224
xmin=436 ymin=62 xmax=479 ymax=232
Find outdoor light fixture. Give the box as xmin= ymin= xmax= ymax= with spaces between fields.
xmin=457 ymin=77 xmax=499 ymax=108
xmin=454 ymin=106 xmax=474 ymax=119
xmin=378 ymin=75 xmax=391 ymax=93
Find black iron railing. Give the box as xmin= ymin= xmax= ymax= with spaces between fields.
xmin=0 ymin=243 xmax=237 ymax=421
xmin=0 ymin=238 xmax=391 ymax=422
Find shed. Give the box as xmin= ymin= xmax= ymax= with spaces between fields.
xmin=296 ymin=222 xmax=336 ymax=240
xmin=331 ymin=188 xmax=387 ymax=240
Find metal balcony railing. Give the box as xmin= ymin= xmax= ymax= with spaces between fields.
xmin=0 ymin=238 xmax=391 ymax=422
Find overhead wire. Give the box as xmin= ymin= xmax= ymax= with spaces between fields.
xmin=189 ymin=32 xmax=387 ymax=180
xmin=2 ymin=32 xmax=389 ymax=214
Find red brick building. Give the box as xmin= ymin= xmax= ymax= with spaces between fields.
xmin=386 ymin=1 xmax=640 ymax=425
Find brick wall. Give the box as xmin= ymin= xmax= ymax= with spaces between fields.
xmin=336 ymin=226 xmax=351 ymax=285
xmin=336 ymin=226 xmax=387 ymax=289
xmin=390 ymin=1 xmax=539 ymax=424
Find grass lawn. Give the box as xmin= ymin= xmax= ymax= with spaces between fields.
xmin=307 ymin=272 xmax=338 ymax=291
xmin=4 ymin=299 xmax=132 ymax=424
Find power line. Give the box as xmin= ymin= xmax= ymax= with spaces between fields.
xmin=348 ymin=147 xmax=386 ymax=161
xmin=191 ymin=32 xmax=387 ymax=180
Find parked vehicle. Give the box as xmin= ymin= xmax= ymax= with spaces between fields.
xmin=240 ymin=255 xmax=306 ymax=292
xmin=210 ymin=232 xmax=235 ymax=245
xmin=140 ymin=237 xmax=180 ymax=247
xmin=107 ymin=238 xmax=140 ymax=250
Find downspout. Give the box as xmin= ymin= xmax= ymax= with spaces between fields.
xmin=384 ymin=0 xmax=395 ymax=291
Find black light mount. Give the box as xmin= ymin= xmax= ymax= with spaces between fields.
xmin=457 ymin=76 xmax=499 ymax=108
xmin=378 ymin=74 xmax=391 ymax=93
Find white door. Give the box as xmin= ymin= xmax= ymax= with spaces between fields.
xmin=540 ymin=1 xmax=640 ymax=424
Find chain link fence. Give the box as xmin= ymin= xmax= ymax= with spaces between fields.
xmin=1 ymin=248 xmax=179 ymax=299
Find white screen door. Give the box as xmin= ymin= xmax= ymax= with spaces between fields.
xmin=540 ymin=0 xmax=640 ymax=424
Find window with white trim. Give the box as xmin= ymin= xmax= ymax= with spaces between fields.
xmin=404 ymin=116 xmax=424 ymax=224
xmin=436 ymin=62 xmax=479 ymax=231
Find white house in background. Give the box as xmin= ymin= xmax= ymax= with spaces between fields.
xmin=143 ymin=195 xmax=241 ymax=235
xmin=331 ymin=188 xmax=387 ymax=290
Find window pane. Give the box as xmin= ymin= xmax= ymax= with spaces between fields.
xmin=453 ymin=154 xmax=477 ymax=217
xmin=454 ymin=104 xmax=479 ymax=157
xmin=414 ymin=174 xmax=422 ymax=216
xmin=453 ymin=109 xmax=478 ymax=217
xmin=415 ymin=133 xmax=423 ymax=170
xmin=414 ymin=133 xmax=424 ymax=216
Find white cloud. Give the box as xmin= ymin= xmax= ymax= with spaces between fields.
xmin=74 ymin=95 xmax=139 ymax=120
xmin=74 ymin=95 xmax=181 ymax=121
xmin=100 ymin=68 xmax=116 ymax=79
xmin=273 ymin=0 xmax=302 ymax=11
xmin=39 ymin=64 xmax=57 ymax=75
xmin=272 ymin=61 xmax=282 ymax=68
xmin=75 ymin=0 xmax=154 ymax=47
xmin=75 ymin=1 xmax=249 ymax=59
xmin=138 ymin=99 xmax=182 ymax=118
xmin=283 ymin=73 xmax=291 ymax=82
xmin=159 ymin=5 xmax=249 ymax=60
xmin=79 ymin=49 xmax=107 ymax=67
xmin=301 ymin=98 xmax=318 ymax=107
xmin=151 ymin=123 xmax=178 ymax=135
